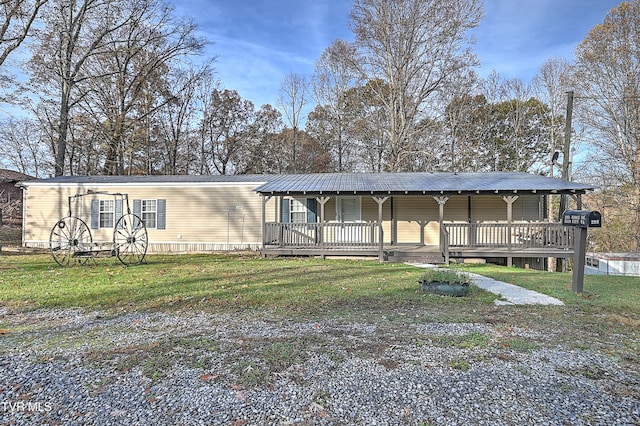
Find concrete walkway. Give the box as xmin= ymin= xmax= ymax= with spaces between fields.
xmin=412 ymin=264 xmax=565 ymax=306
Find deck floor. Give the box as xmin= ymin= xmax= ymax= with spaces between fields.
xmin=262 ymin=244 xmax=574 ymax=261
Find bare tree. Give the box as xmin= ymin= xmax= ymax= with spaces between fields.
xmin=573 ymin=0 xmax=640 ymax=250
xmin=80 ymin=0 xmax=206 ymax=175
xmin=348 ymin=0 xmax=482 ymax=171
xmin=0 ymin=117 xmax=51 ymax=177
xmin=0 ymin=0 xmax=47 ymax=69
xmin=278 ymin=72 xmax=308 ymax=173
xmin=200 ymin=88 xmax=255 ymax=175
xmin=155 ymin=62 xmax=214 ymax=175
xmin=27 ymin=0 xmax=140 ymax=176
xmin=237 ymin=103 xmax=286 ymax=174
xmin=311 ymin=40 xmax=359 ymax=171
xmin=533 ymin=57 xmax=571 ymax=179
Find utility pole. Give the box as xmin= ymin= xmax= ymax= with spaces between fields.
xmin=559 ymin=90 xmax=574 ymax=214
xmin=557 ymin=90 xmax=574 ymax=272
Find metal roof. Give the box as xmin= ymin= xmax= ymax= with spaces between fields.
xmin=20 ymin=172 xmax=595 ymax=195
xmin=21 ymin=174 xmax=271 ymax=185
xmin=253 ymin=172 xmax=595 ymax=195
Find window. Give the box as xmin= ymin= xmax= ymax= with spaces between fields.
xmin=99 ymin=200 xmax=114 ymax=228
xmin=290 ymin=198 xmax=306 ymax=223
xmin=141 ymin=200 xmax=157 ymax=228
xmin=133 ymin=198 xmax=165 ymax=229
xmin=336 ymin=197 xmax=361 ymax=222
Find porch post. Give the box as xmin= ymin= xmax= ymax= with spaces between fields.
xmin=373 ymin=196 xmax=389 ymax=262
xmin=261 ymin=195 xmax=269 ymax=255
xmin=433 ymin=196 xmax=449 ymax=263
xmin=570 ymin=194 xmax=583 ymax=209
xmin=502 ymin=195 xmax=519 ymax=267
xmin=316 ymin=196 xmax=331 ymax=258
xmin=316 ymin=196 xmax=330 ymax=223
xmin=433 ymin=196 xmax=449 ymax=226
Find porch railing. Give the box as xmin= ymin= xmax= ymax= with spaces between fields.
xmin=264 ymin=222 xmax=381 ymax=248
xmin=443 ymin=222 xmax=574 ymax=250
xmin=264 ymin=221 xmax=574 ymax=254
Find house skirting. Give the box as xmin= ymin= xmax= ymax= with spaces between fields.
xmin=24 ymin=241 xmax=262 ymax=253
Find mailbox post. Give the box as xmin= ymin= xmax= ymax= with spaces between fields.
xmin=562 ymin=210 xmax=602 ymax=294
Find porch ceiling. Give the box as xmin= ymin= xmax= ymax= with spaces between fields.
xmin=254 ymin=172 xmax=595 ymax=196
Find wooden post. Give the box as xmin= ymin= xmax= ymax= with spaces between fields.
xmin=572 ymin=226 xmax=587 ymax=294
xmin=560 ymin=90 xmax=574 ymax=218
xmin=373 ymin=196 xmax=389 ymax=262
xmin=417 ymin=220 xmax=427 ymax=245
xmin=316 ymin=196 xmax=330 ymax=258
xmin=433 ymin=196 xmax=449 ymax=262
xmin=502 ymin=195 xmax=519 ymax=267
xmin=261 ymin=195 xmax=270 ymax=256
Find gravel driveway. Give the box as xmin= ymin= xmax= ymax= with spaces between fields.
xmin=1 ymin=308 xmax=639 ymax=425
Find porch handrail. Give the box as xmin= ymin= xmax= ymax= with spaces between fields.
xmin=264 ymin=222 xmax=381 ymax=248
xmin=444 ymin=222 xmax=574 ymax=250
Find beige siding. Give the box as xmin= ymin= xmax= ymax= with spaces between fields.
xmin=393 ymin=197 xmax=438 ymax=244
xmin=23 ymin=183 xmax=273 ymax=252
xmin=472 ymin=195 xmax=542 ymax=222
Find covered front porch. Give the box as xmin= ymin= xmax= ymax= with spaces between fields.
xmin=254 ymin=172 xmax=592 ymax=265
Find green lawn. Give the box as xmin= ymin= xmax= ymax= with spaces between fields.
xmin=1 ymin=253 xmax=638 ymax=321
xmin=0 ymin=253 xmax=494 ymax=314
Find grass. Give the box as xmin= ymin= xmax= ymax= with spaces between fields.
xmin=0 ymin=253 xmax=497 ymax=315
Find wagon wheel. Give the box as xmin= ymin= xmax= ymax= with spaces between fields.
xmin=114 ymin=213 xmax=148 ymax=266
xmin=49 ymin=216 xmax=93 ymax=266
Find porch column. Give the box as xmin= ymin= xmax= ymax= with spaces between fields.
xmin=433 ymin=196 xmax=449 ymax=225
xmin=316 ymin=196 xmax=331 ymax=258
xmin=316 ymin=196 xmax=330 ymax=223
xmin=502 ymin=195 xmax=519 ymax=267
xmin=372 ymin=196 xmax=389 ymax=262
xmin=261 ymin=195 xmax=270 ymax=254
xmin=433 ymin=196 xmax=449 ymax=263
xmin=570 ymin=194 xmax=583 ymax=209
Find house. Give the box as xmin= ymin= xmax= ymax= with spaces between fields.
xmin=585 ymin=252 xmax=640 ymax=276
xmin=18 ymin=172 xmax=595 ymax=268
xmin=1 ymin=168 xmax=35 ymax=225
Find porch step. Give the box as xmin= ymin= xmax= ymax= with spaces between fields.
xmin=386 ymin=250 xmax=445 ymax=264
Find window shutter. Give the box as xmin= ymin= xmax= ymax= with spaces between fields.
xmin=157 ymin=199 xmax=166 ymax=230
xmin=281 ymin=199 xmax=290 ymax=223
xmin=133 ymin=199 xmax=142 ymax=217
xmin=90 ymin=199 xmax=99 ymax=229
xmin=115 ymin=199 xmax=123 ymax=227
xmin=306 ymin=198 xmax=317 ymax=223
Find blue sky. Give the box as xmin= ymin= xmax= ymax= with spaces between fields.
xmin=175 ymin=0 xmax=621 ymax=109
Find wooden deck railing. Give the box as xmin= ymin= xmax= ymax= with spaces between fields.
xmin=264 ymin=222 xmax=381 ymax=248
xmin=264 ymin=222 xmax=574 ymax=256
xmin=443 ymin=222 xmax=574 ymax=250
